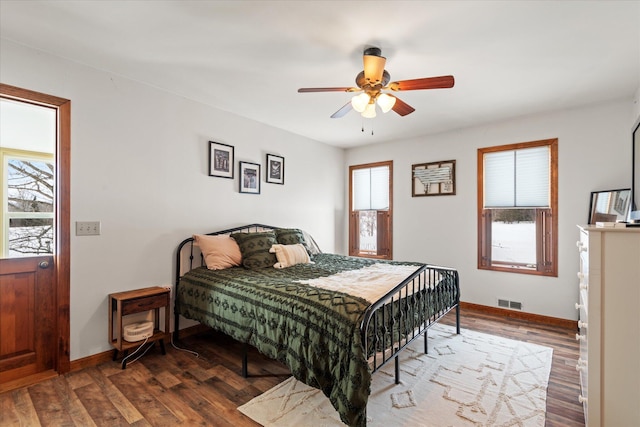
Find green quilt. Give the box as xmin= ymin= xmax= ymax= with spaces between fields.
xmin=176 ymin=253 xmax=427 ymax=427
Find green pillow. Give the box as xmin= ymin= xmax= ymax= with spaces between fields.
xmin=230 ymin=231 xmax=278 ymax=269
xmin=275 ymin=228 xmax=307 ymax=246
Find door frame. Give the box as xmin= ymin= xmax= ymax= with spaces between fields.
xmin=1 ymin=83 xmax=71 ymax=374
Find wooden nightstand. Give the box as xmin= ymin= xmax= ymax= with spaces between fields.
xmin=108 ymin=286 xmax=170 ymax=369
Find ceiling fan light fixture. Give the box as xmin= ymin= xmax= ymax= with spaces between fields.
xmin=362 ymin=102 xmax=377 ymax=118
xmin=351 ymin=92 xmax=370 ymax=113
xmin=377 ymin=93 xmax=396 ymax=113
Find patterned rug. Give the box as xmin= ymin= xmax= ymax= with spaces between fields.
xmin=238 ymin=324 xmax=553 ymax=426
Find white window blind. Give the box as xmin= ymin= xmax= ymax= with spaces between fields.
xmin=484 ymin=146 xmax=549 ymax=208
xmin=484 ymin=151 xmax=515 ymax=207
xmin=353 ymin=166 xmax=389 ymax=210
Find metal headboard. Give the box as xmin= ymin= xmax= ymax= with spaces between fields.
xmin=174 ymin=223 xmax=275 ymax=281
xmin=173 ymin=223 xmax=276 ymax=340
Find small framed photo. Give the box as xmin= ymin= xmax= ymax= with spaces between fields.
xmin=266 ymin=153 xmax=284 ymax=184
xmin=239 ymin=161 xmax=261 ymax=194
xmin=209 ymin=141 xmax=234 ymax=179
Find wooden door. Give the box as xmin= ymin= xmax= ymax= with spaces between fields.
xmin=0 ymin=256 xmax=55 ymax=383
xmin=0 ymin=84 xmax=71 ymax=389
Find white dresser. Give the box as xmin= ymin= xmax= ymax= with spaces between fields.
xmin=576 ymin=226 xmax=640 ymax=427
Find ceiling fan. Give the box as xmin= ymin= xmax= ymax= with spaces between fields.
xmin=298 ymin=47 xmax=454 ymax=119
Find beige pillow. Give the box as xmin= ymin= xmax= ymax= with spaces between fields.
xmin=269 ymin=243 xmax=312 ymax=269
xmin=193 ymin=234 xmax=242 ymax=270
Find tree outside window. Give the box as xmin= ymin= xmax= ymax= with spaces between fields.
xmin=2 ymin=150 xmax=54 ymax=257
xmin=349 ymin=161 xmax=393 ymax=259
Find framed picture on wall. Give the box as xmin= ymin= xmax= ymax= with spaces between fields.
xmin=266 ymin=153 xmax=284 ymax=184
xmin=412 ymin=160 xmax=456 ymax=196
xmin=239 ymin=161 xmax=260 ymax=194
xmin=209 ymin=141 xmax=234 ymax=178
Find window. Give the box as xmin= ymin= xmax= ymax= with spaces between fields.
xmin=1 ymin=149 xmax=55 ymax=257
xmin=1 ymin=96 xmax=57 ymax=258
xmin=478 ymin=139 xmax=557 ymax=276
xmin=349 ymin=161 xmax=392 ymax=259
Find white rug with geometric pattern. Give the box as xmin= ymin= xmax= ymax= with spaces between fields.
xmin=238 ymin=324 xmax=553 ymax=427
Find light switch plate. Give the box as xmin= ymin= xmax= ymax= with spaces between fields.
xmin=76 ymin=221 xmax=100 ymax=236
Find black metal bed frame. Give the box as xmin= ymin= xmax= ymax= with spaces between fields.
xmin=173 ymin=223 xmax=460 ymax=383
xmin=361 ymin=263 xmax=460 ymax=383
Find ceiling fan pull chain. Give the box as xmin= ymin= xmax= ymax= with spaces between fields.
xmin=360 ymin=122 xmax=374 ymax=135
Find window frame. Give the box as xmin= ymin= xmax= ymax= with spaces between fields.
xmin=349 ymin=160 xmax=393 ymax=260
xmin=1 ymin=148 xmax=55 ymax=257
xmin=477 ymin=139 xmax=558 ymax=277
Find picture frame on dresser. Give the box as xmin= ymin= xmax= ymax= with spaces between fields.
xmin=588 ymin=189 xmax=631 ymax=224
xmin=630 ymin=116 xmax=640 ymax=222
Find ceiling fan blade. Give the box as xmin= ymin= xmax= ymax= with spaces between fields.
xmin=298 ymin=87 xmax=357 ymax=93
xmin=363 ymin=54 xmax=386 ymax=85
xmin=388 ymin=75 xmax=455 ymax=91
xmin=391 ymin=96 xmax=415 ymax=116
xmin=330 ymin=102 xmax=353 ymax=118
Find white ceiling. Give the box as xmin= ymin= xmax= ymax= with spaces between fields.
xmin=1 ymin=1 xmax=639 ymax=148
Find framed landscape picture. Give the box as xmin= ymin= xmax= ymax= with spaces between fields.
xmin=239 ymin=161 xmax=260 ymax=194
xmin=266 ymin=153 xmax=284 ymax=184
xmin=209 ymin=141 xmax=234 ymax=178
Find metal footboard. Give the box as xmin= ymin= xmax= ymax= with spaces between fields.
xmin=360 ymin=264 xmax=460 ymax=383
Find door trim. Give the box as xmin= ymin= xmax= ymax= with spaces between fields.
xmin=1 ymin=83 xmax=71 ymax=374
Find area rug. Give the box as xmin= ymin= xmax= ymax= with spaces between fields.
xmin=238 ymin=324 xmax=553 ymax=427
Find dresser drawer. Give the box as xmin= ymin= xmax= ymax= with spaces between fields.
xmin=579 ymin=288 xmax=588 ymax=317
xmin=577 ymin=296 xmax=588 ymax=423
xmin=578 ymin=231 xmax=589 ymax=274
xmin=121 ymin=293 xmax=169 ymax=315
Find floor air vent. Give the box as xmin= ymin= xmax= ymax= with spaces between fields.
xmin=498 ymin=299 xmax=522 ymax=310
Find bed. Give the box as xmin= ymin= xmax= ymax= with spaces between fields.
xmin=173 ymin=224 xmax=460 ymax=427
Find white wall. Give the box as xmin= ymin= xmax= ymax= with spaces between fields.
xmin=1 ymin=39 xmax=345 ymax=360
xmin=633 ymin=86 xmax=640 ymax=123
xmin=345 ymin=99 xmax=636 ymax=321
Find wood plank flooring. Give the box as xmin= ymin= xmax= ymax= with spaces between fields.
xmin=0 ymin=306 xmax=584 ymax=426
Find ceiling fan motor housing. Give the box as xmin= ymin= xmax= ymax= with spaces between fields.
xmin=363 ymin=47 xmax=383 ymax=57
xmin=356 ymin=70 xmax=391 ymax=89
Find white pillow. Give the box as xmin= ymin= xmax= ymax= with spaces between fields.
xmin=269 ymin=243 xmax=312 ymax=269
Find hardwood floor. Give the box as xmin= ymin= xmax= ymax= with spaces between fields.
xmin=0 ymin=306 xmax=584 ymax=426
